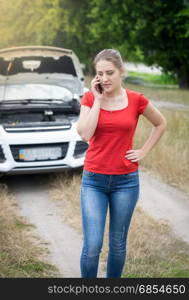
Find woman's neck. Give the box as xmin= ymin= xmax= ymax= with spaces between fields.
xmin=105 ymin=86 xmax=125 ymax=99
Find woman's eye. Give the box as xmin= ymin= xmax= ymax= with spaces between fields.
xmin=107 ymin=72 xmax=114 ymax=75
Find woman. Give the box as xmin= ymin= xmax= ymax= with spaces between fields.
xmin=77 ymin=49 xmax=167 ymax=278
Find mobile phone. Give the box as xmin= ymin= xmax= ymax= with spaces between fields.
xmin=96 ymin=82 xmax=103 ymax=94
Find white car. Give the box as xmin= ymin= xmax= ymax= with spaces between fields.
xmin=0 ymin=45 xmax=88 ymax=175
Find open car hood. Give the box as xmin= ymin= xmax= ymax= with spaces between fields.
xmin=0 ymin=46 xmax=85 ymax=97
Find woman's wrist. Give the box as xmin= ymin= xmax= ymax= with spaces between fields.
xmin=141 ymin=147 xmax=148 ymax=155
xmin=93 ymin=97 xmax=102 ymax=107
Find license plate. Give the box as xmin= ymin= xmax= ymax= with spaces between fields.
xmin=19 ymin=147 xmax=62 ymax=161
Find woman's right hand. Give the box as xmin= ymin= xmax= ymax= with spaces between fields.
xmin=90 ymin=75 xmax=104 ymax=101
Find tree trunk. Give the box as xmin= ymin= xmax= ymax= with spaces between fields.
xmin=177 ymin=67 xmax=189 ymax=89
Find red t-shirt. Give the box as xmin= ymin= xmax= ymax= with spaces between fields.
xmin=80 ymin=88 xmax=149 ymax=174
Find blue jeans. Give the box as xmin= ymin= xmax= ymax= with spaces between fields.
xmin=80 ymin=169 xmax=139 ymax=278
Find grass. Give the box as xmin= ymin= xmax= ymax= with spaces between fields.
xmin=0 ymin=183 xmax=59 ymax=278
xmin=126 ymin=71 xmax=178 ymax=86
xmin=48 ymin=170 xmax=189 ymax=278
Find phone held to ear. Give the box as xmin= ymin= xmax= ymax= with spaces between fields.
xmin=96 ymin=82 xmax=103 ymax=94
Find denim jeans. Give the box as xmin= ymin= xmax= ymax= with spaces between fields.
xmin=80 ymin=169 xmax=139 ymax=278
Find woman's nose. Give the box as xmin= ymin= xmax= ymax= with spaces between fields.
xmin=102 ymin=74 xmax=108 ymax=82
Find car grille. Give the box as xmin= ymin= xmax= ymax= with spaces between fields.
xmin=73 ymin=141 xmax=88 ymax=158
xmin=0 ymin=146 xmax=6 ymax=162
xmin=10 ymin=143 xmax=69 ymax=162
xmin=4 ymin=123 xmax=71 ymax=133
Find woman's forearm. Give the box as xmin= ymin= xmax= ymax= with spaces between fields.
xmin=77 ymin=99 xmax=101 ymax=141
xmin=126 ymin=105 xmax=167 ymax=162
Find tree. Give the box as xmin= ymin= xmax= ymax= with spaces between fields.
xmin=85 ymin=0 xmax=189 ymax=88
xmin=86 ymin=0 xmax=143 ymax=62
xmin=134 ymin=0 xmax=189 ymax=88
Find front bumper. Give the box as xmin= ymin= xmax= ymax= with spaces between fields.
xmin=0 ymin=123 xmax=87 ymax=175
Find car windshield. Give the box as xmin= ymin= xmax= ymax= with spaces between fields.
xmin=0 ymin=83 xmax=73 ymax=101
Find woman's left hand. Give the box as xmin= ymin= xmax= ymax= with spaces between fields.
xmin=125 ymin=149 xmax=146 ymax=162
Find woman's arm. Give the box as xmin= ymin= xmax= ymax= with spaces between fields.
xmin=77 ymin=75 xmax=104 ymax=142
xmin=76 ymin=100 xmax=101 ymax=142
xmin=125 ymin=103 xmax=167 ymax=162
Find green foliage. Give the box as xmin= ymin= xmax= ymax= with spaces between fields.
xmin=86 ymin=0 xmax=189 ymax=87
xmin=86 ymin=0 xmax=142 ymax=62
xmin=0 ymin=0 xmax=60 ymax=46
xmin=134 ymin=0 xmax=189 ymax=88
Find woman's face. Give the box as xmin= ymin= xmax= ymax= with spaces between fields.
xmin=96 ymin=60 xmax=123 ymax=94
